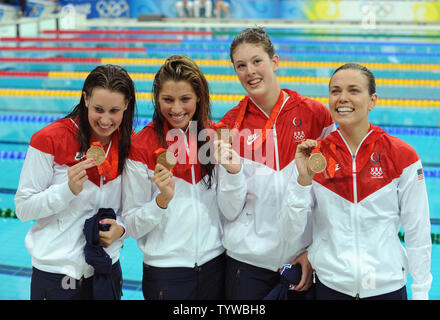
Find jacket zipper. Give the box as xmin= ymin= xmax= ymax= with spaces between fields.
xmin=272 ymin=124 xmax=285 ymax=267
xmin=184 ymin=129 xmax=200 ymax=267
xmin=97 ymin=141 xmax=111 ymax=209
xmin=338 ymin=130 xmax=373 ymax=299
xmin=271 ymin=94 xmax=289 ymax=267
xmin=352 ymin=153 xmax=361 ymax=299
xmin=98 ymin=176 xmax=104 ymax=202
xmin=191 ymin=163 xmax=199 ymax=268
xmin=273 ymin=124 xmax=280 ymax=172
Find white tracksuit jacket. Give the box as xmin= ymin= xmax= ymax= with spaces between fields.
xmin=15 ymin=118 xmax=126 ymax=280
xmin=220 ymin=89 xmax=335 ymax=271
xmin=281 ymin=124 xmax=432 ymax=299
xmin=122 ymin=121 xmax=247 ymax=268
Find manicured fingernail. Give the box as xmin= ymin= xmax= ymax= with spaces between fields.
xmin=99 ymin=220 xmax=104 ymax=224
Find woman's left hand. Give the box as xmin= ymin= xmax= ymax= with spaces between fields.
xmin=214 ymin=139 xmax=241 ymax=174
xmin=99 ymin=218 xmax=125 ymax=248
xmin=291 ymin=251 xmax=314 ymax=291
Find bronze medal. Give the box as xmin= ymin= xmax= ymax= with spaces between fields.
xmin=86 ymin=145 xmax=106 ymax=166
xmin=308 ymin=152 xmax=327 ymax=173
xmin=156 ymin=151 xmax=177 ymax=170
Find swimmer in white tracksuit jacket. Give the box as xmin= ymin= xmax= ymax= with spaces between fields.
xmin=15 ymin=65 xmax=136 ymax=300
xmin=282 ymin=63 xmax=432 ymax=300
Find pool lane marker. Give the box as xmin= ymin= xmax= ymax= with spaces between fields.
xmin=0 ymin=89 xmax=439 ymax=107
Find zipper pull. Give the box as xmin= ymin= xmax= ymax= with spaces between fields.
xmin=355 ymin=293 xmax=360 ymax=300
xmin=194 ymin=263 xmax=201 ymax=272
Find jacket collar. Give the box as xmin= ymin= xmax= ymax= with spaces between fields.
xmin=326 ymin=123 xmax=386 ymax=148
xmin=238 ymin=88 xmax=300 ymax=118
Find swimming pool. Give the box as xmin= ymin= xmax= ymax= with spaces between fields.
xmin=0 ymin=22 xmax=438 ymax=300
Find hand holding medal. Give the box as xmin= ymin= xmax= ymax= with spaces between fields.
xmin=214 ymin=122 xmax=241 ymax=174
xmin=215 ymin=121 xmax=233 ymax=145
xmin=85 ymin=137 xmax=119 ymax=182
xmin=67 ymin=158 xmax=97 ymax=195
xmin=153 ymin=148 xmax=177 ymax=209
xmin=295 ymin=139 xmax=327 ymax=186
xmin=69 ymin=133 xmax=111 ymax=196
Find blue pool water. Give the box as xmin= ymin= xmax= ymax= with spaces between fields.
xmin=0 ymin=23 xmax=439 ymax=300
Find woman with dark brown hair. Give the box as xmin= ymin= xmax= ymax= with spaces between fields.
xmin=283 ymin=63 xmax=432 ymax=300
xmin=15 ymin=64 xmax=137 ymax=300
xmin=122 ymin=55 xmax=246 ymax=300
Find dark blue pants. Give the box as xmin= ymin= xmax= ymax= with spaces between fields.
xmin=225 ymin=255 xmax=311 ymax=300
xmin=142 ymin=253 xmax=225 ymax=300
xmin=30 ymin=261 xmax=123 ymax=300
xmin=315 ymin=276 xmax=407 ymax=300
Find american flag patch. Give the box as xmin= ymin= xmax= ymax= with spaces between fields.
xmin=417 ymin=168 xmax=425 ymax=180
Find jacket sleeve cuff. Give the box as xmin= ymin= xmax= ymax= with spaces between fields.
xmin=115 ymin=214 xmax=129 ymax=241
xmin=42 ymin=181 xmax=76 ymax=216
xmin=218 ymin=162 xmax=244 ymax=183
xmin=411 ymin=273 xmax=432 ymax=300
xmin=287 ymin=179 xmax=312 ymax=207
xmin=62 ymin=181 xmax=77 ymax=200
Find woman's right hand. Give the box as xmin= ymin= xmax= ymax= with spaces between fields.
xmin=152 ymin=163 xmax=175 ymax=208
xmin=68 ymin=158 xmax=96 ymax=195
xmin=295 ymin=139 xmax=317 ymax=186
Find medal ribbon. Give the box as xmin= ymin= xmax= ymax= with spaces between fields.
xmin=163 ymin=120 xmax=197 ymax=170
xmin=154 ymin=148 xmax=167 ymax=159
xmin=90 ymin=132 xmax=119 ymax=181
xmin=233 ymin=90 xmax=285 ymax=151
xmin=214 ymin=121 xmax=227 ymax=130
xmin=311 ymin=141 xmax=322 ymax=154
xmin=311 ymin=141 xmax=339 ymax=179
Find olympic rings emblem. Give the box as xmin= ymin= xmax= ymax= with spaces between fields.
xmin=375 ymin=2 xmax=394 ymax=17
xmin=293 ymin=131 xmax=306 ymax=142
xmin=96 ymin=0 xmax=129 ymax=18
xmin=370 ymin=167 xmax=383 ymax=178
xmin=362 ymin=2 xmax=394 ymax=18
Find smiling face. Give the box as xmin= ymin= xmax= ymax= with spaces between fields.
xmin=158 ymin=80 xmax=199 ymax=130
xmin=84 ymin=87 xmax=128 ymax=145
xmin=232 ymin=42 xmax=279 ymax=102
xmin=329 ymin=69 xmax=377 ymax=131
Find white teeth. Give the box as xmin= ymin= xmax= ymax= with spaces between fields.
xmin=99 ymin=123 xmax=112 ymax=129
xmin=170 ymin=114 xmax=185 ymax=120
xmin=337 ymin=107 xmax=354 ymax=113
xmin=249 ymin=79 xmax=261 ymax=85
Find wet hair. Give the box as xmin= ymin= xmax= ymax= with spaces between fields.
xmin=331 ymin=63 xmax=376 ymax=96
xmin=229 ymin=27 xmax=275 ymax=63
xmin=152 ymin=54 xmax=215 ymax=189
xmin=66 ymin=64 xmax=137 ymax=174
